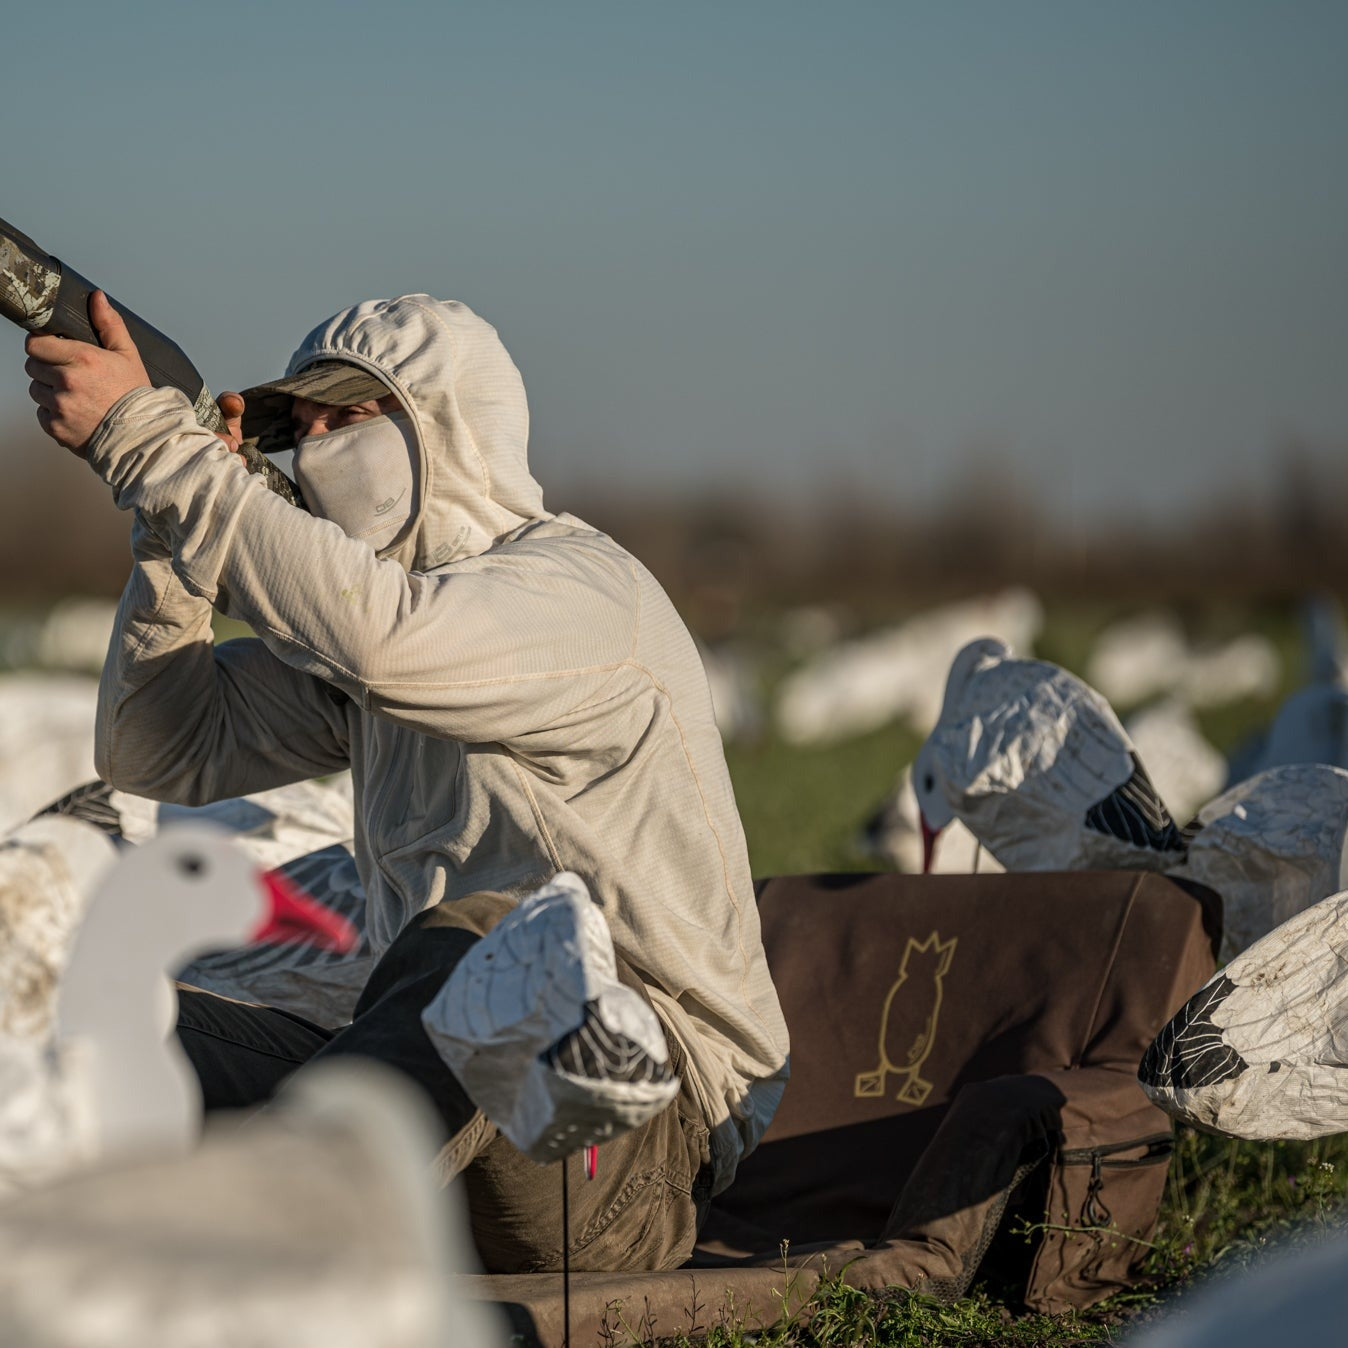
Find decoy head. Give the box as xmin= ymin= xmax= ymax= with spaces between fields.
xmin=254 ymin=868 xmax=358 ymax=953
xmin=85 ymin=825 xmax=361 ymax=965
xmin=911 ymin=743 xmax=954 ymax=873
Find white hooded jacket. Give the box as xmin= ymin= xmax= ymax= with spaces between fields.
xmin=85 ymin=295 xmax=789 ymax=1189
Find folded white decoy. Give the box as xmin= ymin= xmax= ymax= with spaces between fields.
xmin=1139 ymin=883 xmax=1348 ymax=1141
xmin=423 ymin=872 xmax=680 ymax=1162
xmin=1171 ymin=763 xmax=1348 ymax=962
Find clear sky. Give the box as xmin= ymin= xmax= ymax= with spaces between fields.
xmin=2 ymin=1 xmax=1345 ymax=520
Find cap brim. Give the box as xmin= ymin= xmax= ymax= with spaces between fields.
xmin=240 ymin=362 xmax=393 ymax=456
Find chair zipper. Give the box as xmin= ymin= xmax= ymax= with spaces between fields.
xmin=1058 ymin=1133 xmax=1173 ymax=1229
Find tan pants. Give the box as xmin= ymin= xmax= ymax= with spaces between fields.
xmin=176 ymin=891 xmax=713 ymax=1274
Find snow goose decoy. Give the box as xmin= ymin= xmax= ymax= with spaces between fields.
xmin=0 ymin=1059 xmax=509 ymax=1348
xmin=1139 ymin=876 xmax=1348 ymax=1141
xmin=38 ymin=770 xmax=357 ymax=872
xmin=1121 ymin=698 xmax=1227 ymax=828
xmin=1170 ymin=763 xmax=1348 ymax=963
xmin=774 ymin=588 xmax=1043 ymax=746
xmin=0 ymin=823 xmax=356 ymax=1195
xmin=38 ymin=775 xmax=372 ymax=1027
xmin=856 ymin=765 xmax=1006 ymax=875
xmin=912 ymin=637 xmax=1189 ymax=872
xmin=1085 ymin=611 xmax=1280 ymax=712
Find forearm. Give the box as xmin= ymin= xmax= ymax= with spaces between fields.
xmin=96 ymin=513 xmax=349 ymax=803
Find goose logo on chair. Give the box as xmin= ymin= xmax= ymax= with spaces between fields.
xmin=854 ymin=931 xmax=958 ymax=1105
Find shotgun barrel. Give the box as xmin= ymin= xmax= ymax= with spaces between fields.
xmin=0 ymin=216 xmax=304 ymax=508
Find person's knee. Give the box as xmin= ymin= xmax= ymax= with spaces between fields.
xmin=412 ymin=889 xmax=518 ymax=938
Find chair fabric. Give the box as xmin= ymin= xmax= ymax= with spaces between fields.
xmin=458 ymin=870 xmax=1220 ymax=1344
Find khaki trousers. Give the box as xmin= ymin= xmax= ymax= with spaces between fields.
xmin=176 ymin=891 xmax=713 ymax=1274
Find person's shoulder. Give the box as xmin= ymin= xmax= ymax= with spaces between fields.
xmin=506 ymin=512 xmax=621 ymax=547
xmin=493 ymin=514 xmax=635 ymax=568
xmin=445 ymin=516 xmax=639 ymax=607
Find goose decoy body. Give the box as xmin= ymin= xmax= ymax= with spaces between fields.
xmin=912 ymin=638 xmax=1188 ymax=872
xmin=1170 ymin=763 xmax=1348 ymax=962
xmin=1140 ymin=879 xmax=1348 ymax=1141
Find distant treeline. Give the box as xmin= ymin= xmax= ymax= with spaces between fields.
xmin=571 ymin=445 xmax=1348 ymax=635
xmin=3 ymin=418 xmax=1344 ymax=625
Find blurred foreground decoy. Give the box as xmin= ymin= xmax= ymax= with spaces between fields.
xmin=0 ymin=1059 xmax=508 ymax=1348
xmin=38 ymin=775 xmax=372 ymax=1027
xmin=1124 ymin=1224 xmax=1348 ymax=1348
xmin=0 ymin=825 xmax=355 ymax=1196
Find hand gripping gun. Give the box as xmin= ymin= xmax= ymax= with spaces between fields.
xmin=0 ymin=215 xmax=303 ymax=508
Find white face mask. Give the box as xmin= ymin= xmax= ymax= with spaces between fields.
xmin=292 ymin=414 xmax=418 ymax=553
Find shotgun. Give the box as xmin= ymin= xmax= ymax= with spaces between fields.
xmin=0 ymin=215 xmax=304 ymax=508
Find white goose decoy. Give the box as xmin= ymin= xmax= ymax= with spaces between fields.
xmin=1170 ymin=763 xmax=1348 ymax=963
xmin=0 ymin=816 xmax=117 ymax=1042
xmin=178 ymin=844 xmax=373 ymax=1028
xmin=1085 ymin=611 xmax=1281 ymax=712
xmin=0 ymin=824 xmax=355 ymax=1195
xmin=38 ymin=775 xmax=371 ymax=1027
xmin=912 ymin=637 xmax=1188 ymax=872
xmin=1122 ymin=698 xmax=1227 ymax=828
xmin=1139 ymin=881 xmax=1348 ymax=1141
xmin=1084 ymin=610 xmax=1190 ymax=709
xmin=0 ymin=1060 xmax=509 ymax=1348
xmin=856 ymin=765 xmax=1006 ymax=875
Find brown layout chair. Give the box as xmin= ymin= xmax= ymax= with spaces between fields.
xmin=458 ymin=871 xmax=1220 ymax=1346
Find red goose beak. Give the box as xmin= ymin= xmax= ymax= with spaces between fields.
xmin=250 ymin=870 xmax=359 ymax=954
xmin=920 ymin=816 xmax=942 ymax=874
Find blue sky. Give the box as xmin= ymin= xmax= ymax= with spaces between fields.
xmin=2 ymin=1 xmax=1345 ymax=519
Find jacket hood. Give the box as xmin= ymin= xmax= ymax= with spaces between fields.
xmin=286 ymin=295 xmax=549 ymax=570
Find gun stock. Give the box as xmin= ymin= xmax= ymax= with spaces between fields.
xmin=0 ymin=216 xmax=304 ymax=509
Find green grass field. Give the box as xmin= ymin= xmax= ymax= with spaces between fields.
xmin=638 ymin=1132 xmax=1348 ymax=1347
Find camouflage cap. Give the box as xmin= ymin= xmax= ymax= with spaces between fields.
xmin=240 ymin=362 xmax=393 ymax=455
